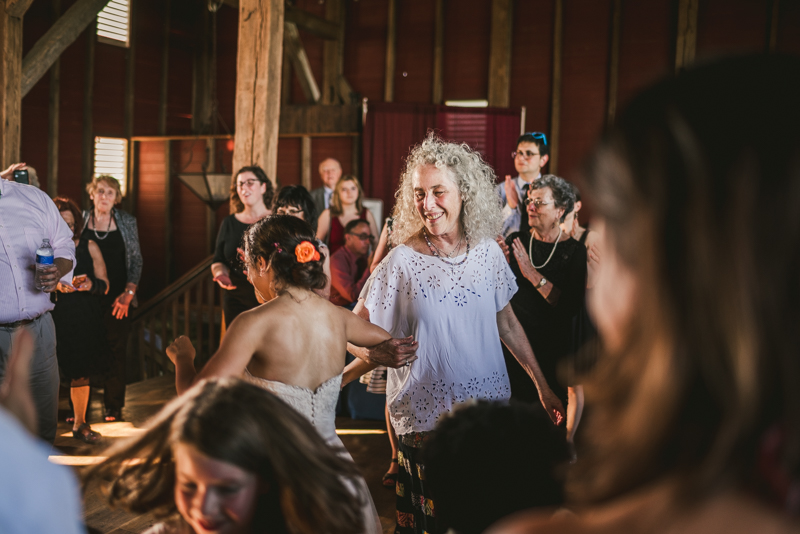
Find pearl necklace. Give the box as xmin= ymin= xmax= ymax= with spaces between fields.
xmin=423 ymin=230 xmax=470 ymax=268
xmin=528 ymin=226 xmax=562 ymax=269
xmin=92 ymin=212 xmax=113 ymax=241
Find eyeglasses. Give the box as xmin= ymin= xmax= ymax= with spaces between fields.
xmin=512 ymin=150 xmax=541 ymax=160
xmin=237 ymin=179 xmax=260 ymax=188
xmin=525 ymin=131 xmax=548 ymax=145
xmin=276 ymin=207 xmax=303 ymax=216
xmin=524 ymin=198 xmax=553 ymax=209
xmin=349 ymin=232 xmax=374 ymax=241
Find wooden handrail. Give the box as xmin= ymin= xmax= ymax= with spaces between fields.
xmin=128 ymin=255 xmax=222 ymax=380
xmin=131 ymin=255 xmax=215 ymax=320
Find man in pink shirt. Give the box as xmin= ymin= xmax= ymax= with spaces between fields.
xmin=329 ymin=219 xmax=372 ymax=308
xmin=0 ymin=175 xmax=75 ymax=444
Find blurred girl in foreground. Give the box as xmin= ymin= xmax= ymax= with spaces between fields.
xmin=86 ymin=378 xmax=367 ymax=534
xmin=492 ymin=55 xmax=800 ymax=533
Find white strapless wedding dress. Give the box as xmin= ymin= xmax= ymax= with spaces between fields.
xmin=244 ymin=369 xmax=381 ymax=534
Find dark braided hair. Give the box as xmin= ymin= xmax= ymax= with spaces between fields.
xmin=243 ymin=215 xmax=327 ymax=291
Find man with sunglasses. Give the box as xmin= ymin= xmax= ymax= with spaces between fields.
xmin=498 ymin=132 xmax=550 ymax=237
xmin=329 ymin=219 xmax=373 ymax=308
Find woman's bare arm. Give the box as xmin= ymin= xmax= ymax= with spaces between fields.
xmin=342 ymin=358 xmax=379 ymax=388
xmin=316 ymin=210 xmax=331 ymax=243
xmin=87 ymin=240 xmax=110 ymax=294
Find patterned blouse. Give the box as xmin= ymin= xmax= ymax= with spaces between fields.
xmin=81 ymin=208 xmax=142 ymax=286
xmin=361 ymin=239 xmax=518 ymax=435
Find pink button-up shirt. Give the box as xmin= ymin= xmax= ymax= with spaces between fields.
xmin=0 ymin=179 xmax=75 ymax=323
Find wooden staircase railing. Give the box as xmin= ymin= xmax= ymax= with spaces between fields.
xmin=129 ymin=255 xmax=223 ymax=379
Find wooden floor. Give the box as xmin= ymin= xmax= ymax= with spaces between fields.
xmin=53 ymin=375 xmax=397 ymax=534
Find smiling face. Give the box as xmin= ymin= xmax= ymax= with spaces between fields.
xmin=413 ymin=164 xmax=463 ymax=238
xmin=236 ymin=172 xmax=268 ymax=209
xmin=319 ymin=159 xmax=342 ymax=190
xmin=526 ymin=186 xmax=564 ymax=234
xmin=90 ymin=179 xmax=120 ymax=213
xmin=173 ymin=443 xmax=260 ymax=534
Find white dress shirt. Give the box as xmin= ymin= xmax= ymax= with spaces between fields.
xmin=0 ymin=179 xmax=75 ymax=323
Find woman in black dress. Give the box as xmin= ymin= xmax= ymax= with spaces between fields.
xmin=52 ymin=197 xmax=109 ymax=443
xmin=211 ymin=166 xmax=274 ymax=327
xmin=505 ymin=175 xmax=586 ymax=444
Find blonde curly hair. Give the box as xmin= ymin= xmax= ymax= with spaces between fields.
xmin=391 ymin=133 xmax=503 ymax=245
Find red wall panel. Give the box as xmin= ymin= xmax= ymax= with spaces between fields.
xmin=291 ymin=0 xmax=325 ymax=104
xmin=345 ymin=0 xmax=390 ymax=102
xmin=276 ymin=138 xmax=301 ymax=187
xmin=696 ymin=0 xmax=768 ymax=58
xmin=509 ymin=0 xmax=554 ymax=134
xmin=442 ymin=0 xmax=492 ymax=101
xmin=136 ymin=141 xmax=167 ymax=299
xmin=558 ymin=0 xmax=612 ymax=181
xmin=173 ymin=140 xmax=214 ymax=277
xmin=393 ymin=0 xmax=435 ymax=104
xmin=777 ymin=2 xmax=800 ymax=55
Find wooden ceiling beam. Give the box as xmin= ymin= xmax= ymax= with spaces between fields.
xmin=284 ymin=21 xmax=320 ymax=103
xmin=5 ymin=0 xmax=35 ymax=18
xmin=21 ymin=0 xmax=109 ymax=97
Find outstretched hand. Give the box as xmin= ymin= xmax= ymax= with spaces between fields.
xmin=539 ymin=388 xmax=565 ymax=426
xmin=495 ymin=235 xmax=510 ymax=263
xmin=213 ymin=273 xmax=237 ymax=290
xmin=504 ymin=175 xmax=520 ymax=209
xmin=368 ymin=336 xmax=419 ymax=368
xmin=166 ymin=335 xmax=196 ymax=366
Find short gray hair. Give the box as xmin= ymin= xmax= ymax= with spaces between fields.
xmin=530 ymin=174 xmax=575 ymax=223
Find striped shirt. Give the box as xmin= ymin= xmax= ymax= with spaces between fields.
xmin=0 ymin=179 xmax=75 ymax=323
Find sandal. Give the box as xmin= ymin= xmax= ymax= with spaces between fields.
xmin=382 ymin=458 xmax=399 ymax=488
xmin=72 ymin=423 xmax=102 ymax=443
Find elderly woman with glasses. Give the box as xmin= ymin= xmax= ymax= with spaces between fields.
xmin=505 ymin=175 xmax=587 ymax=448
xmin=211 ymin=166 xmax=274 ymax=327
xmin=343 ymin=134 xmax=564 ymax=534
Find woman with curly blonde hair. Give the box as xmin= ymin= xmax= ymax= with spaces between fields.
xmin=344 ymin=134 xmax=565 ymax=534
xmin=85 ymin=378 xmax=368 ymax=534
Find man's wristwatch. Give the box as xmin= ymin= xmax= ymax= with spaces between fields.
xmin=535 ymin=277 xmax=547 ymax=290
xmin=126 ymin=289 xmax=135 ymax=296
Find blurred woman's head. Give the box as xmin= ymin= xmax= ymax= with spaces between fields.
xmin=392 ymin=133 xmax=502 ymax=245
xmin=86 ymin=176 xmax=122 ymax=212
xmin=274 ymin=185 xmax=318 ymax=232
xmin=53 ymin=197 xmax=84 ymax=240
xmin=573 ymin=55 xmax=800 ymax=506
xmin=230 ymin=166 xmax=274 ymax=214
xmin=329 ymin=175 xmax=363 ymax=217
xmin=243 ymin=215 xmax=327 ymax=299
xmin=88 ymin=378 xmax=365 ymax=534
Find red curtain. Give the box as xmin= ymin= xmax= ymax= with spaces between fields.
xmin=361 ymin=103 xmax=523 ymax=214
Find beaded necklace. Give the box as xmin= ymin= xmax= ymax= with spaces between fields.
xmin=423 ymin=229 xmax=470 ymax=268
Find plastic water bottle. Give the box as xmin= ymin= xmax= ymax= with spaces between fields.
xmin=35 ymin=238 xmax=54 ymax=291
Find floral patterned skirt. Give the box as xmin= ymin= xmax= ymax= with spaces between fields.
xmin=395 ymin=432 xmax=445 ymax=534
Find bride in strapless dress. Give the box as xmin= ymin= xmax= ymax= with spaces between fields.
xmin=167 ymin=215 xmax=418 ymax=534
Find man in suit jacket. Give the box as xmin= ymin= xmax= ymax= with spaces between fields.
xmin=310 ymin=158 xmax=342 ymax=215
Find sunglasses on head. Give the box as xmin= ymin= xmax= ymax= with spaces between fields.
xmin=525 ymin=132 xmax=548 ymax=146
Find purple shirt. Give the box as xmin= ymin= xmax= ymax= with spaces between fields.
xmin=0 ymin=179 xmax=75 ymax=323
xmin=329 ymin=246 xmax=370 ymax=306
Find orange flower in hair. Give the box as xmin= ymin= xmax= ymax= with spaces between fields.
xmin=295 ymin=241 xmax=320 ymax=263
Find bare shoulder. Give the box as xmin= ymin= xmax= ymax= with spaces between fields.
xmin=403 ymin=234 xmax=428 ymax=255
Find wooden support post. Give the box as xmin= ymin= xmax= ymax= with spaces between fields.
xmin=301 ymin=136 xmax=312 ymax=190
xmin=158 ymin=0 xmax=171 ymax=136
xmin=192 ymin=5 xmax=212 ymax=134
xmin=549 ymin=0 xmax=563 ymax=174
xmin=5 ymin=0 xmax=35 ymax=18
xmin=0 ymin=8 xmax=22 ymax=169
xmin=767 ymin=0 xmax=780 ymax=53
xmin=322 ymin=0 xmax=347 ymax=104
xmin=487 ymin=0 xmax=513 ymax=108
xmin=47 ymin=0 xmax=61 ymax=197
xmin=232 ymin=0 xmax=284 ymax=188
xmin=606 ymin=0 xmax=622 ymax=126
xmin=675 ymin=0 xmax=698 ymax=73
xmin=432 ymin=0 xmax=444 ymax=104
xmin=284 ymin=22 xmax=321 ymax=103
xmin=164 ymin=141 xmax=173 ymax=285
xmin=21 ymin=0 xmax=109 ymax=98
xmin=81 ymin=21 xmax=95 ymax=207
xmin=384 ymin=0 xmax=397 ymax=103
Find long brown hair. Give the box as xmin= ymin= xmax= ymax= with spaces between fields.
xmin=571 ymin=55 xmax=800 ymax=505
xmin=329 ymin=175 xmax=363 ymax=217
xmin=84 ymin=378 xmax=366 ymax=534
xmin=230 ymin=165 xmax=275 ymax=213
xmin=53 ymin=197 xmax=84 ymax=240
